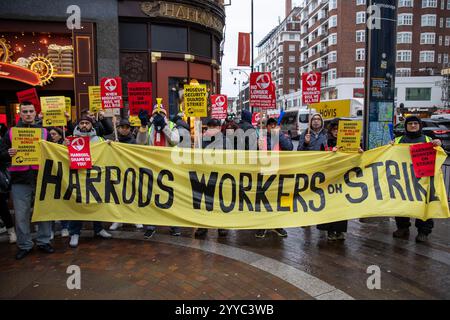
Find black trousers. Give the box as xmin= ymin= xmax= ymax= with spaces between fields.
xmin=317 ymin=220 xmax=348 ymax=233
xmin=395 ymin=217 xmax=434 ymax=235
xmin=0 ymin=192 xmax=13 ymax=229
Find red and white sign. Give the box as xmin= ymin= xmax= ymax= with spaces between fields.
xmin=67 ymin=136 xmax=92 ymax=169
xmin=302 ymin=72 xmax=322 ymax=105
xmin=237 ymin=33 xmax=251 ymax=67
xmin=128 ymin=82 xmax=152 ymax=115
xmin=211 ymin=94 xmax=228 ymax=120
xmin=250 ymin=72 xmax=276 ymax=109
xmin=17 ymin=88 xmax=41 ymax=114
xmin=101 ymin=77 xmax=123 ymax=109
xmin=410 ymin=142 xmax=437 ymax=178
xmin=251 ymin=112 xmax=261 ymax=126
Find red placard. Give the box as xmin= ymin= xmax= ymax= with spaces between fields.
xmin=211 ymin=94 xmax=228 ymax=120
xmin=251 ymin=112 xmax=261 ymax=126
xmin=17 ymin=88 xmax=41 ymax=114
xmin=128 ymin=82 xmax=152 ymax=115
xmin=250 ymin=72 xmax=276 ymax=109
xmin=101 ymin=77 xmax=123 ymax=109
xmin=409 ymin=142 xmax=436 ymax=178
xmin=302 ymin=72 xmax=322 ymax=105
xmin=237 ymin=33 xmax=251 ymax=67
xmin=67 ymin=136 xmax=92 ymax=169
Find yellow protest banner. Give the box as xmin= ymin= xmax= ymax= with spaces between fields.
xmin=65 ymin=97 xmax=71 ymax=120
xmin=184 ymin=84 xmax=207 ymax=117
xmin=41 ymin=96 xmax=67 ymax=127
xmin=129 ymin=115 xmax=141 ymax=127
xmin=11 ymin=128 xmax=43 ymax=166
xmin=310 ymin=100 xmax=351 ymax=119
xmin=32 ymin=142 xmax=449 ymax=227
xmin=337 ymin=120 xmax=363 ymax=152
xmin=88 ymin=86 xmax=102 ymax=113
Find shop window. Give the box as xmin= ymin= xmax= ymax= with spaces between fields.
xmin=405 ymin=88 xmax=431 ymax=101
xmin=151 ymin=25 xmax=187 ymax=53
xmin=119 ymin=23 xmax=147 ymax=50
xmin=190 ymin=29 xmax=212 ymax=58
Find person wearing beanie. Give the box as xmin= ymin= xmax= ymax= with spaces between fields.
xmin=393 ymin=115 xmax=442 ymax=243
xmin=136 ymin=104 xmax=181 ymax=239
xmin=237 ymin=110 xmax=258 ymax=150
xmin=297 ymin=113 xmax=328 ymax=151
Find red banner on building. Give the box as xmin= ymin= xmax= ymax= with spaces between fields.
xmin=17 ymin=88 xmax=41 ymax=114
xmin=128 ymin=82 xmax=152 ymax=115
xmin=211 ymin=94 xmax=228 ymax=120
xmin=302 ymin=72 xmax=321 ymax=105
xmin=101 ymin=77 xmax=123 ymax=109
xmin=67 ymin=136 xmax=92 ymax=169
xmin=237 ymin=33 xmax=251 ymax=67
xmin=410 ymin=142 xmax=437 ymax=178
xmin=250 ymin=72 xmax=276 ymax=109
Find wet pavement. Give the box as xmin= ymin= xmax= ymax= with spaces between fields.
xmin=0 ymin=217 xmax=449 ymax=300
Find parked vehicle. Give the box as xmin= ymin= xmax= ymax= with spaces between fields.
xmin=280 ymin=107 xmax=316 ymax=140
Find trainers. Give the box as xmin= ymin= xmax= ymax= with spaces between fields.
xmin=37 ymin=243 xmax=55 ymax=253
xmin=50 ymin=231 xmax=54 ymax=240
xmin=7 ymin=228 xmax=17 ymax=244
xmin=335 ymin=232 xmax=346 ymax=241
xmin=393 ymin=228 xmax=410 ymax=239
xmin=218 ymin=229 xmax=228 ymax=237
xmin=15 ymin=248 xmax=32 ymax=260
xmin=170 ymin=228 xmax=181 ymax=236
xmin=96 ymin=229 xmax=112 ymax=239
xmin=272 ymin=228 xmax=288 ymax=237
xmin=135 ymin=224 xmax=144 ymax=229
xmin=416 ymin=233 xmax=428 ymax=243
xmin=61 ymin=228 xmax=69 ymax=238
xmin=69 ymin=234 xmax=79 ymax=248
xmin=109 ymin=222 xmax=122 ymax=231
xmin=255 ymin=230 xmax=266 ymax=238
xmin=327 ymin=231 xmax=337 ymax=241
xmin=144 ymin=229 xmax=155 ymax=239
xmin=195 ymin=228 xmax=208 ymax=238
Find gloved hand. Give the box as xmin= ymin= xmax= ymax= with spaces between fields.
xmin=152 ymin=113 xmax=166 ymax=131
xmin=138 ymin=109 xmax=149 ymax=127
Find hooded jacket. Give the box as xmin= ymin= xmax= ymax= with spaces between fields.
xmin=395 ymin=116 xmax=431 ymax=144
xmin=73 ymin=126 xmax=103 ymax=143
xmin=297 ymin=113 xmax=328 ymax=151
xmin=237 ymin=110 xmax=258 ymax=150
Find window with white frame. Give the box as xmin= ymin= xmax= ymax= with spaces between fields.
xmin=397 ymin=32 xmax=413 ymax=43
xmin=444 ymin=54 xmax=449 ymax=64
xmin=447 ymin=18 xmax=450 ymax=28
xmin=289 ymin=55 xmax=296 ymax=62
xmin=356 ymin=12 xmax=366 ymax=24
xmin=355 ymin=67 xmax=365 ymax=77
xmin=439 ymin=36 xmax=443 ymax=45
xmin=440 ymin=17 xmax=444 ymax=27
xmin=397 ymin=50 xmax=412 ymax=62
xmin=329 ymin=33 xmax=337 ymax=45
xmin=438 ymin=54 xmax=442 ymax=63
xmin=328 ymin=51 xmax=337 ymax=63
xmin=445 ymin=36 xmax=450 ymax=46
xmin=421 ymin=14 xmax=437 ymax=26
xmin=289 ymin=44 xmax=295 ymax=52
xmin=356 ymin=30 xmax=366 ymax=42
xmin=289 ymin=67 xmax=295 ymax=74
xmin=329 ymin=16 xmax=337 ymax=28
xmin=399 ymin=0 xmax=413 ymax=7
xmin=289 ymin=78 xmax=295 ymax=85
xmin=396 ymin=68 xmax=411 ymax=76
xmin=329 ymin=0 xmax=337 ymax=10
xmin=329 ymin=69 xmax=337 ymax=80
xmin=356 ymin=0 xmax=365 ymax=5
xmin=420 ymin=33 xmax=436 ymax=44
xmin=356 ymin=49 xmax=365 ymax=61
xmin=422 ymin=0 xmax=437 ymax=7
xmin=420 ymin=51 xmax=435 ymax=62
xmin=448 ymin=0 xmax=450 ymax=9
xmin=442 ymin=0 xmax=445 ymax=9
xmin=398 ymin=14 xmax=413 ymax=25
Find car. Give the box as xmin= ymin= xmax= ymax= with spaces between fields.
xmin=394 ymin=118 xmax=450 ymax=153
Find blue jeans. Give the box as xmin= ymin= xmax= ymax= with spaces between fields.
xmin=69 ymin=221 xmax=104 ymax=236
xmin=11 ymin=184 xmax=52 ymax=250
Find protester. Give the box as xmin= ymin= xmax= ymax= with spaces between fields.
xmin=107 ymin=119 xmax=143 ymax=231
xmin=48 ymin=127 xmax=70 ymax=238
xmin=0 ymin=124 xmax=16 ymax=244
xmin=297 ymin=113 xmax=328 ymax=151
xmin=255 ymin=118 xmax=293 ymax=239
xmin=65 ymin=117 xmax=112 ymax=248
xmin=171 ymin=113 xmax=191 ymax=148
xmin=0 ymin=101 xmax=53 ymax=259
xmin=238 ymin=110 xmax=258 ymax=150
xmin=136 ymin=105 xmax=181 ymax=239
xmin=195 ymin=118 xmax=231 ymax=238
xmin=79 ymin=108 xmax=113 ymax=138
xmin=392 ymin=115 xmax=442 ymax=243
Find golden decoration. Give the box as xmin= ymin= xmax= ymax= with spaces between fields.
xmin=27 ymin=54 xmax=55 ymax=86
xmin=0 ymin=38 xmax=13 ymax=63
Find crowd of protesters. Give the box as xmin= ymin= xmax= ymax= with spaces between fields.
xmin=0 ymin=101 xmax=443 ymax=260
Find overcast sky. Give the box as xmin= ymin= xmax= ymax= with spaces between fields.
xmin=221 ymin=0 xmax=302 ymax=97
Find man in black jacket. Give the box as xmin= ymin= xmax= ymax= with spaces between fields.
xmin=80 ymin=108 xmax=114 ymax=138
xmin=393 ymin=115 xmax=442 ymax=243
xmin=0 ymin=101 xmax=54 ymax=259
